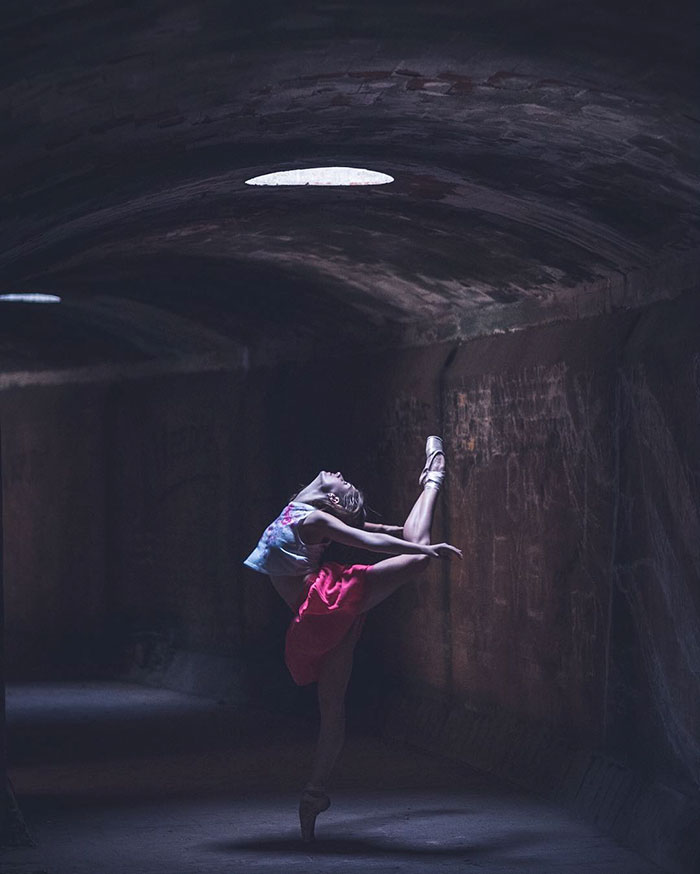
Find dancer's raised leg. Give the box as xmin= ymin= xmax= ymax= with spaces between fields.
xmin=362 ymin=441 xmax=445 ymax=612
xmin=403 ymin=483 xmax=439 ymax=543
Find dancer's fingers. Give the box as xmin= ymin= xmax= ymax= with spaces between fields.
xmin=428 ymin=543 xmax=463 ymax=559
xmin=442 ymin=544 xmax=463 ymax=560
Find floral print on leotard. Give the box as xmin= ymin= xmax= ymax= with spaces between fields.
xmin=243 ymin=501 xmax=326 ymax=577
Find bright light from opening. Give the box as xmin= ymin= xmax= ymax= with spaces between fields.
xmin=0 ymin=293 xmax=61 ymax=303
xmin=245 ymin=167 xmax=394 ymax=186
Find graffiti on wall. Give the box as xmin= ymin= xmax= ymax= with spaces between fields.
xmin=445 ymin=361 xmax=611 ymax=710
xmin=447 ymin=362 xmax=611 ymax=557
xmin=447 ymin=363 xmax=611 ymax=536
xmin=490 ymin=531 xmax=545 ymax=620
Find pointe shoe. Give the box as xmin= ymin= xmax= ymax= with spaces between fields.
xmin=419 ymin=435 xmax=445 ymax=490
xmin=299 ymin=788 xmax=331 ymax=842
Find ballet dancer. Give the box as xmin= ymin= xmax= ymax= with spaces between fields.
xmin=243 ymin=436 xmax=461 ymax=841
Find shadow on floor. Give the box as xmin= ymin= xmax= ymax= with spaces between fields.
xmin=213 ymin=826 xmax=545 ymax=860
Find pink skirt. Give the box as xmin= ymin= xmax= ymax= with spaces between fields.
xmin=284 ymin=561 xmax=371 ymax=686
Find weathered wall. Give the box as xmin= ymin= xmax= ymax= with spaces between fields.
xmin=355 ymin=318 xmax=621 ymax=744
xmin=0 ymin=371 xmax=249 ymax=677
xmin=1 ymin=385 xmax=108 ymax=676
xmin=611 ymin=301 xmax=700 ymax=799
xmin=104 ymin=372 xmax=242 ymax=656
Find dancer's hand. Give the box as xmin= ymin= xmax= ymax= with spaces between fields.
xmin=425 ymin=543 xmax=463 ymax=560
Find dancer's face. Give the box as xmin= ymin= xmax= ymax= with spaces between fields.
xmin=318 ymin=470 xmax=356 ymax=499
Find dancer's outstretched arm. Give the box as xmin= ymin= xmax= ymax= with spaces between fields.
xmin=301 ymin=510 xmax=462 ymax=560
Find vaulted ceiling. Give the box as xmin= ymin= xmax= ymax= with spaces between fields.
xmin=1 ymin=0 xmax=698 ymax=371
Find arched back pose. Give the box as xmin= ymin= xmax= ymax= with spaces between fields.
xmin=243 ymin=436 xmax=461 ymax=842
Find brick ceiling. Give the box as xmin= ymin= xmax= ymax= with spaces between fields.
xmin=1 ymin=0 xmax=698 ymax=370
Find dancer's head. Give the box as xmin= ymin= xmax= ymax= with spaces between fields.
xmin=298 ymin=470 xmax=366 ymax=528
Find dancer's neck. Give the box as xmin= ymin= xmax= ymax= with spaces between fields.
xmin=294 ymin=484 xmax=326 ymax=505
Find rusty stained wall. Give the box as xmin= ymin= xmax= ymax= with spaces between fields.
xmin=443 ymin=332 xmax=617 ymax=743
xmin=348 ymin=291 xmax=700 ymax=800
xmin=351 ymin=323 xmax=619 ymax=745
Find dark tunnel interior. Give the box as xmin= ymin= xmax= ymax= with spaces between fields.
xmin=0 ymin=2 xmax=699 ymax=872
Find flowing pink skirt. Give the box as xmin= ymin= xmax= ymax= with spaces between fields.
xmin=284 ymin=561 xmax=371 ymax=686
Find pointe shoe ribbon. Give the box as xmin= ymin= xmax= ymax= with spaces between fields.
xmin=419 ymin=435 xmax=445 ymax=490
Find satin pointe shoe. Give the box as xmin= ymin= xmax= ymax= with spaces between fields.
xmin=299 ymin=788 xmax=331 ymax=842
xmin=419 ymin=435 xmax=445 ymax=490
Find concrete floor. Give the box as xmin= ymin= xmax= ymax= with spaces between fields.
xmin=1 ymin=682 xmax=661 ymax=874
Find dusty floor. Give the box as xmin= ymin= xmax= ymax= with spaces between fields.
xmin=1 ymin=682 xmax=661 ymax=874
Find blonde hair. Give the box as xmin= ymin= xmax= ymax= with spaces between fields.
xmin=318 ymin=484 xmax=366 ymax=529
xmin=293 ymin=483 xmax=367 ymax=529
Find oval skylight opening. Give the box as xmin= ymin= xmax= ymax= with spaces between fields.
xmin=0 ymin=293 xmax=61 ymax=303
xmin=245 ymin=167 xmax=394 ymax=186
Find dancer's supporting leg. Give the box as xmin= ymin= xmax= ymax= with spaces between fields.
xmin=300 ymin=617 xmax=362 ymax=841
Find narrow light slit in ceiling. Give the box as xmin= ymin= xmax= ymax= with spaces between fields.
xmin=0 ymin=293 xmax=62 ymax=303
xmin=244 ymin=167 xmax=394 ymax=186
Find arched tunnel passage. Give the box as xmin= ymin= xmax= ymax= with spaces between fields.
xmin=1 ymin=1 xmax=699 ymax=872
